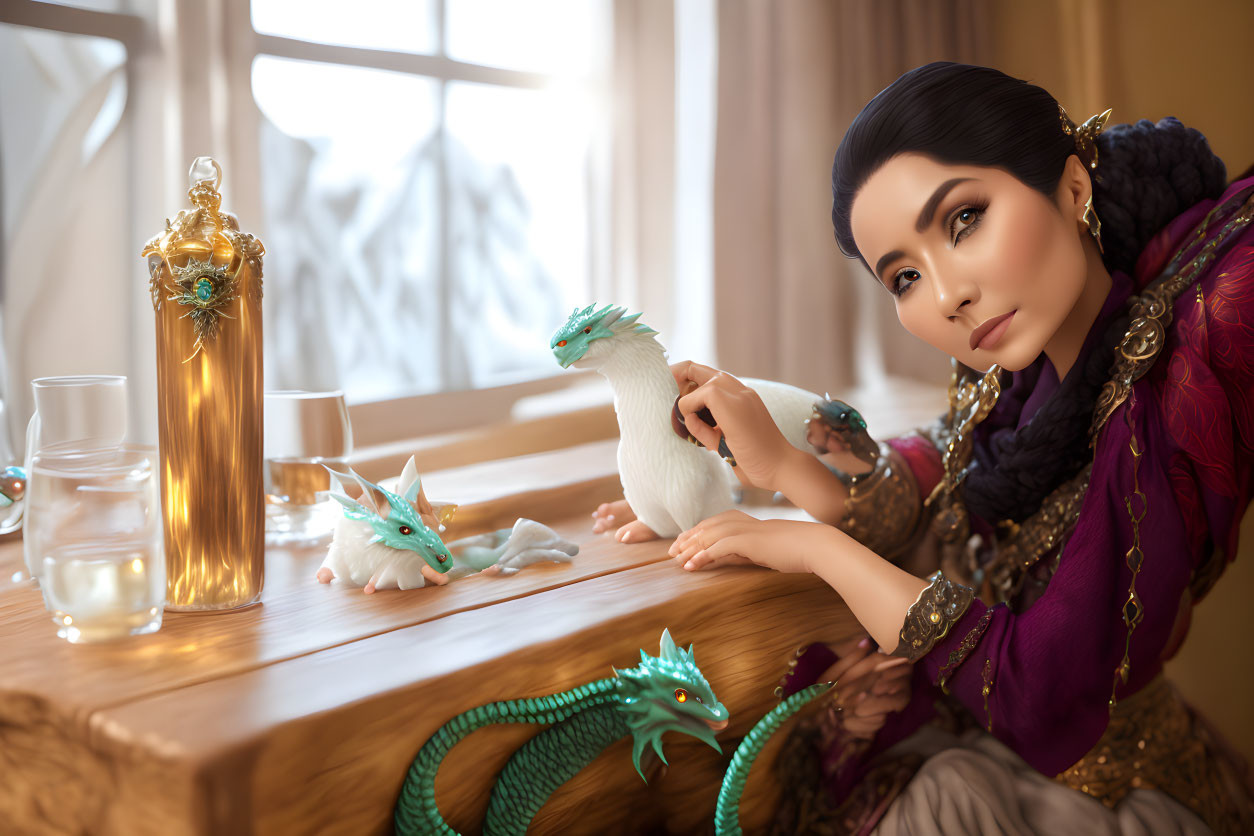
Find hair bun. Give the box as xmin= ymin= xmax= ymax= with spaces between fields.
xmin=1093 ymin=117 xmax=1227 ymax=275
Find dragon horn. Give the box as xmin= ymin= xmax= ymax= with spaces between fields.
xmin=331 ymin=467 xmax=391 ymax=520
xmin=659 ymin=628 xmax=681 ymax=662
xmin=398 ymin=456 xmax=422 ymax=505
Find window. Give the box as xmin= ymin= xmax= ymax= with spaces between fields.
xmin=1 ymin=0 xmax=632 ymax=448
xmin=250 ymin=0 xmax=614 ymax=402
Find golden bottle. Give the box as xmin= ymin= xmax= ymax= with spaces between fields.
xmin=142 ymin=158 xmax=265 ymax=611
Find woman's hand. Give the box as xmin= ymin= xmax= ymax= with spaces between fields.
xmin=820 ymin=635 xmax=913 ymax=740
xmin=670 ymin=361 xmax=797 ymax=491
xmin=668 ymin=510 xmax=832 ymax=574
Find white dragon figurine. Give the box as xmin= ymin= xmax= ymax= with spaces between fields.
xmin=551 ymin=304 xmax=822 ymax=542
xmin=317 ymin=456 xmax=579 ymax=593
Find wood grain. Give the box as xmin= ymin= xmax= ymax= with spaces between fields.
xmin=0 ymin=435 xmax=856 ymax=834
xmin=88 ymin=561 xmax=860 ymax=835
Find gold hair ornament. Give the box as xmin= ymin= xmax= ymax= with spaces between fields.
xmin=1060 ymin=104 xmax=1112 ymax=251
xmin=1058 ymin=104 xmax=1113 ymax=172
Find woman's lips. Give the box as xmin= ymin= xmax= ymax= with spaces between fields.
xmin=969 ymin=311 xmax=1016 ymax=351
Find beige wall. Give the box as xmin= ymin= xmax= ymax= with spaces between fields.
xmin=989 ymin=0 xmax=1254 ymax=177
xmin=990 ymin=0 xmax=1254 ymax=764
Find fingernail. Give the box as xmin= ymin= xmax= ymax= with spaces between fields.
xmin=684 ymin=560 xmax=695 ymax=570
xmin=856 ymin=693 xmax=867 ymax=703
xmin=858 ymin=637 xmax=870 ymax=649
xmin=621 ymin=532 xmax=631 ymax=543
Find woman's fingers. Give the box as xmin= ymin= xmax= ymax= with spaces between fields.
xmin=683 ymin=411 xmax=724 ymax=451
xmin=817 ymin=644 xmax=874 ymax=685
xmin=825 ymin=648 xmax=898 ymax=691
xmin=681 ymin=550 xmax=754 ymax=571
xmin=670 ymin=360 xmax=723 ymax=391
xmin=670 ymin=512 xmax=750 ymax=558
xmin=870 ymin=664 xmax=912 ymax=695
xmin=851 ymin=690 xmax=911 ymax=717
xmin=843 ymin=716 xmax=884 ymax=739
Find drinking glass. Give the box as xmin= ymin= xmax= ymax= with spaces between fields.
xmin=23 ymin=375 xmax=128 ymax=581
xmin=32 ymin=444 xmax=164 ymax=643
xmin=264 ymin=390 xmax=353 ymax=544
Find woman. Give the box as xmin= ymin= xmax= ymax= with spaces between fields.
xmin=664 ymin=63 xmax=1254 ymax=833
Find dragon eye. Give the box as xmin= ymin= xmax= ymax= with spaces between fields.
xmin=674 ymin=688 xmax=688 ymax=703
xmin=557 ymin=340 xmax=567 ymax=347
xmin=399 ymin=525 xmax=413 ymax=535
xmin=436 ymin=554 xmax=447 ymax=563
xmin=583 ymin=327 xmax=591 ymax=334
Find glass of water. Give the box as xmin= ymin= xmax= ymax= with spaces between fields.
xmin=264 ymin=390 xmax=353 ymax=544
xmin=23 ymin=375 xmax=129 ymax=582
xmin=31 ymin=444 xmax=164 ymax=643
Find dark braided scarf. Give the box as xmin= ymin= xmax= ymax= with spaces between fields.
xmin=961 ymin=300 xmax=1132 ymax=525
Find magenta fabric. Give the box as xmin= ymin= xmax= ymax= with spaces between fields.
xmin=810 ymin=174 xmax=1254 ymax=805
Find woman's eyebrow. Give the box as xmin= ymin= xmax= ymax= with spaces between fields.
xmin=872 ymin=176 xmax=976 ymax=283
xmin=874 ymin=249 xmax=905 ymax=282
xmin=915 ymin=177 xmax=974 ymax=232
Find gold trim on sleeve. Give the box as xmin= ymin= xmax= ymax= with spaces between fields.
xmin=891 ymin=571 xmax=975 ymax=662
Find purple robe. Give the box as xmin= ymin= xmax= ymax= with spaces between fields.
xmin=785 ymin=173 xmax=1254 ymax=825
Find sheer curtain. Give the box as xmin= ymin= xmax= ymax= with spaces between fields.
xmin=711 ymin=0 xmax=993 ymax=397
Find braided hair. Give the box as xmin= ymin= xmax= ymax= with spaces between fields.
xmin=831 ymin=62 xmax=1227 ymax=523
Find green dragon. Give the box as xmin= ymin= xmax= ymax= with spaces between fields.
xmin=394 ymin=630 xmax=834 ymax=835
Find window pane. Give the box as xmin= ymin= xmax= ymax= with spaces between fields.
xmin=252 ymin=56 xmax=442 ymax=401
xmin=251 ymin=0 xmax=437 ymax=54
xmin=0 ymin=25 xmax=132 ymax=441
xmin=444 ymin=81 xmax=600 ymax=387
xmin=446 ymin=0 xmax=610 ymax=75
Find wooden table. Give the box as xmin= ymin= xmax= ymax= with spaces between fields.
xmin=0 ymin=440 xmax=861 ymax=835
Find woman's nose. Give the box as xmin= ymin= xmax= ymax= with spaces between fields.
xmin=931 ymin=270 xmax=978 ymax=319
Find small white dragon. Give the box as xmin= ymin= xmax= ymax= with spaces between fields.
xmin=317 ymin=456 xmax=579 ymax=592
xmin=551 ymin=304 xmax=822 ymax=542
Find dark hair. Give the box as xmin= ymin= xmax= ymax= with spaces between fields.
xmin=832 ymin=62 xmax=1228 ymax=524
xmin=832 ymin=62 xmax=1227 ymax=278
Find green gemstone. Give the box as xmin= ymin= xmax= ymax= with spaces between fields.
xmin=194 ymin=277 xmax=213 ymax=302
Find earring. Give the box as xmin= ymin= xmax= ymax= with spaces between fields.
xmin=1083 ymin=195 xmax=1104 ymax=254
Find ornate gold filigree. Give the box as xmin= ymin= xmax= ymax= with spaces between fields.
xmin=936 ymin=607 xmax=994 ymax=693
xmin=983 ymin=463 xmax=1092 ymax=603
xmin=1110 ymin=400 xmax=1146 ymax=708
xmin=1092 ymin=192 xmax=1254 ymax=439
xmin=891 ymin=571 xmax=975 ymax=662
xmin=837 ymin=442 xmax=923 ymax=563
xmin=1056 ymin=676 xmax=1253 ymax=834
xmin=926 ymin=362 xmax=1002 ymax=565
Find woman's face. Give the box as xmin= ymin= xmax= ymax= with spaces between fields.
xmin=849 ymin=153 xmax=1092 ymax=372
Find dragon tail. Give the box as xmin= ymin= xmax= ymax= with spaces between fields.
xmin=713 ymin=681 xmax=835 ymax=836
xmin=483 ymin=702 xmax=630 ymax=835
xmin=394 ymin=678 xmax=621 ymax=836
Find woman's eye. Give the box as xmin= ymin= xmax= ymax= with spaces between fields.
xmin=891 ymin=269 xmax=921 ymax=297
xmin=950 ymin=206 xmax=984 ymax=243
